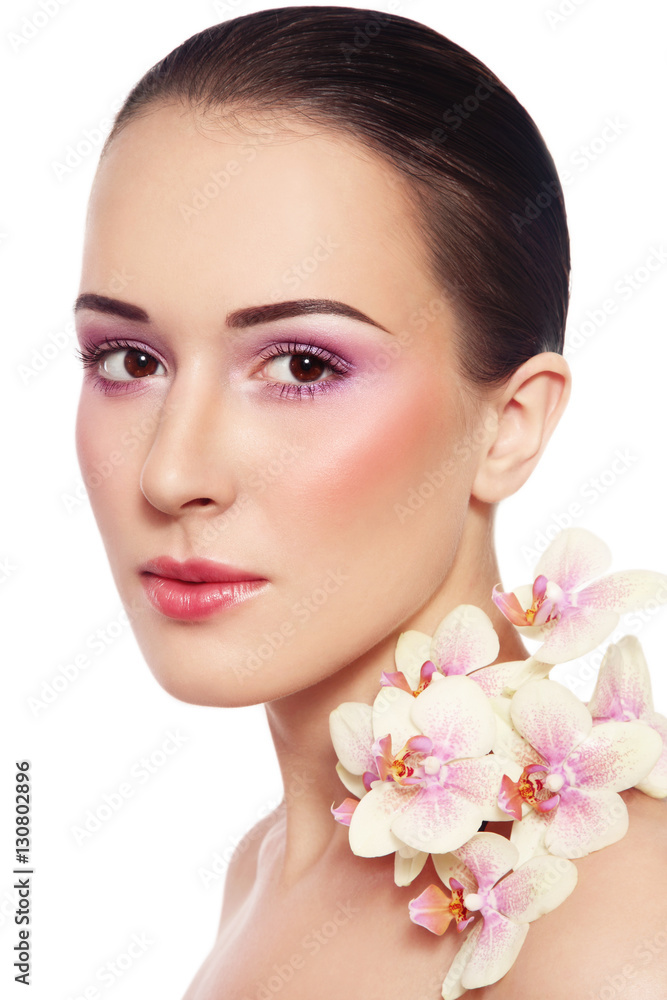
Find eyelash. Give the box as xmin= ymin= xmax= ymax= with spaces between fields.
xmin=74 ymin=337 xmax=152 ymax=396
xmin=257 ymin=340 xmax=351 ymax=398
xmin=74 ymin=336 xmax=352 ymax=399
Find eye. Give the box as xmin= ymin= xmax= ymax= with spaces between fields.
xmin=75 ymin=338 xmax=167 ymax=383
xmin=101 ymin=347 xmax=166 ymax=381
xmin=262 ymin=351 xmax=331 ymax=384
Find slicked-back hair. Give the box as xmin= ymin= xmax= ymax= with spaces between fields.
xmin=102 ymin=6 xmax=570 ymax=388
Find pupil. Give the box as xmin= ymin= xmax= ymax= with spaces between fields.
xmin=125 ymin=350 xmax=158 ymax=378
xmin=289 ymin=354 xmax=325 ymax=383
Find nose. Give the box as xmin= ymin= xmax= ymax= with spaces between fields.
xmin=139 ymin=382 xmax=238 ymax=517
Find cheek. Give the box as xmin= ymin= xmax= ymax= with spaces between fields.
xmin=74 ymin=392 xmax=142 ymax=538
xmin=264 ymin=367 xmax=473 ymax=582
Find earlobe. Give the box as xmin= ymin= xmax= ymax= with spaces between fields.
xmin=471 ymin=352 xmax=571 ymax=504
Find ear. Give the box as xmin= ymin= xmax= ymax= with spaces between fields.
xmin=471 ymin=352 xmax=571 ymax=504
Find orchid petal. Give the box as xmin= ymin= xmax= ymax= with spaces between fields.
xmin=380 ymin=670 xmax=413 ymax=694
xmin=546 ymin=786 xmax=628 ymax=858
xmin=408 ymin=883 xmax=454 ymax=935
xmin=492 ymin=585 xmax=530 ymax=625
xmin=509 ymin=808 xmax=551 ymax=867
xmin=588 ymin=635 xmax=654 ymax=721
xmin=510 ymin=679 xmax=592 ymax=765
xmin=335 ymin=761 xmax=367 ymax=799
xmin=534 ymin=605 xmax=619 ymax=664
xmin=331 ymin=797 xmax=358 ymax=826
xmin=432 ymin=852 xmax=477 ymax=895
xmin=460 ymin=909 xmax=529 ymax=991
xmin=394 ymin=629 xmax=433 ymax=689
xmin=391 ymin=784 xmax=485 ymax=855
xmin=566 ymin=719 xmax=662 ymax=792
xmin=490 ymin=853 xmax=577 ymax=923
xmin=409 ymin=674 xmax=496 ymax=762
xmin=371 ymin=685 xmax=420 ymax=754
xmin=470 ymin=656 xmax=552 ymax=698
xmin=532 ymin=574 xmax=548 ymax=601
xmin=348 ymin=780 xmax=415 ymax=857
xmin=636 ymin=711 xmax=667 ymax=798
xmin=491 ymin=696 xmax=539 ymax=776
xmin=445 ymin=755 xmax=507 ymax=822
xmin=329 ymin=701 xmax=375 ymax=775
xmin=534 ymin=527 xmax=612 ymax=591
xmin=394 ymin=847 xmax=428 ymax=886
xmin=441 ymin=922 xmax=483 ymax=999
xmin=453 ymin=832 xmax=518 ymax=891
xmin=578 ymin=569 xmax=667 ymax=613
xmin=499 ymin=774 xmax=524 ymax=820
xmin=429 ymin=604 xmax=500 ymax=676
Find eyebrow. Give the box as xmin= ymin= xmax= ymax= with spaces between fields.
xmin=73 ymin=294 xmax=392 ymax=333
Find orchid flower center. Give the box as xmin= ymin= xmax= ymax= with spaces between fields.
xmin=448 ymin=878 xmax=475 ymax=931
xmin=377 ymin=734 xmax=434 ymax=786
xmin=518 ymin=763 xmax=562 ymax=812
xmin=413 ymin=660 xmax=437 ymax=696
xmin=524 ymin=575 xmax=565 ymax=626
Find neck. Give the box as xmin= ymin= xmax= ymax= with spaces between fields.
xmin=264 ymin=500 xmax=527 ymax=884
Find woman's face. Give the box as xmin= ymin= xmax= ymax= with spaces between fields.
xmin=75 ymin=103 xmax=490 ymax=707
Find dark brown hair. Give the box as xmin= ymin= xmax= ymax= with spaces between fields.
xmin=102 ymin=5 xmax=569 ymax=387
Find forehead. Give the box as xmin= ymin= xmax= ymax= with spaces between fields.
xmin=81 ymin=104 xmax=443 ymax=335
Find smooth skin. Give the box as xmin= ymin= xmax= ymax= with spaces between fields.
xmin=75 ymin=103 xmax=667 ymax=999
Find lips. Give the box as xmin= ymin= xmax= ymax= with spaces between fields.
xmin=140 ymin=556 xmax=265 ymax=584
xmin=139 ymin=556 xmax=268 ymax=620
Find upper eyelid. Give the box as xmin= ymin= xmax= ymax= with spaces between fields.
xmin=84 ymin=338 xmax=350 ymax=365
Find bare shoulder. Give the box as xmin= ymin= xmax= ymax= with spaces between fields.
xmin=216 ymin=803 xmax=285 ymax=935
xmin=502 ymin=790 xmax=667 ymax=1000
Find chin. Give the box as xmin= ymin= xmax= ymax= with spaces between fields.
xmin=140 ymin=645 xmax=311 ymax=709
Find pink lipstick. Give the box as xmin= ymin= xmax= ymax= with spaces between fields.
xmin=139 ymin=556 xmax=268 ymax=621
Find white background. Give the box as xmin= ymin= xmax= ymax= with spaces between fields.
xmin=2 ymin=1 xmax=666 ymax=998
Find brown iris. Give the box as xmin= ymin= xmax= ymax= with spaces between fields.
xmin=122 ymin=350 xmax=160 ymax=378
xmin=289 ymin=354 xmax=326 ymax=383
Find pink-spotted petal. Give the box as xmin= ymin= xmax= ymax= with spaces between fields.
xmin=429 ymin=605 xmax=500 ymax=675
xmin=452 ymin=832 xmax=518 ymax=891
xmin=588 ymin=635 xmax=654 ymax=721
xmin=445 ymin=755 xmax=507 ymax=822
xmin=348 ymin=780 xmax=416 ymax=857
xmin=409 ymin=674 xmax=496 ymax=762
xmin=578 ymin=569 xmax=667 ymax=614
xmin=491 ymin=696 xmax=540 ymax=776
xmin=490 ymin=853 xmax=577 ymax=922
xmin=394 ymin=847 xmax=428 ymax=886
xmin=408 ymin=883 xmax=454 ymax=935
xmin=471 ymin=657 xmax=552 ymax=698
xmin=510 ymin=679 xmax=592 ymax=765
xmin=545 ymin=786 xmax=628 ymax=858
xmin=534 ymin=605 xmax=619 ymax=665
xmin=394 ymin=629 xmax=433 ymax=689
xmin=636 ymin=711 xmax=667 ymax=798
xmin=391 ymin=784 xmax=485 ymax=855
xmin=329 ymin=701 xmax=375 ymax=775
xmin=441 ymin=922 xmax=483 ymax=1000
xmin=534 ymin=527 xmax=612 ymax=591
xmin=372 ymin=685 xmax=420 ymax=754
xmin=567 ymin=720 xmax=662 ymax=791
xmin=432 ymin=852 xmax=478 ymax=895
xmin=460 ymin=908 xmax=530 ymax=991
